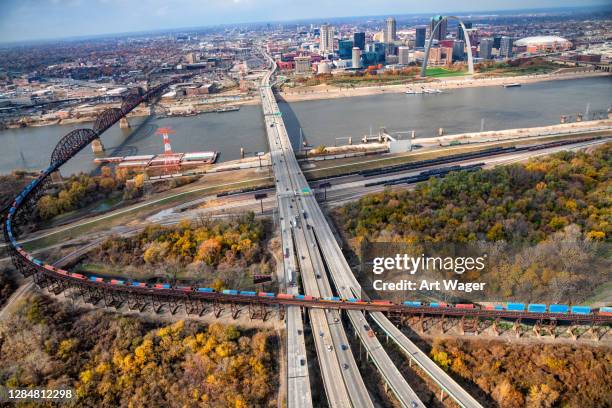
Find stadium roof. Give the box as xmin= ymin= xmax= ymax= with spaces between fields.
xmin=515 ymin=36 xmax=571 ymax=46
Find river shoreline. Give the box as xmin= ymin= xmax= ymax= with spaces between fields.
xmin=279 ymin=70 xmax=611 ymax=103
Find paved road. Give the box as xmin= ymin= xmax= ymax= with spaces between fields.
xmin=260 ymin=50 xmax=421 ymax=407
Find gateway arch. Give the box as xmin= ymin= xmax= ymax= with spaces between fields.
xmin=421 ymin=16 xmax=474 ymax=77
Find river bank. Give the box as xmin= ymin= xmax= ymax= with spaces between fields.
xmin=279 ymin=70 xmax=611 ymax=103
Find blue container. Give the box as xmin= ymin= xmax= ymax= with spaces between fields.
xmin=429 ymin=302 xmax=440 ymax=308
xmin=33 ymin=259 xmax=43 ymax=266
xmin=197 ymin=287 xmax=214 ymax=293
xmin=403 ymin=301 xmax=422 ymax=307
xmin=506 ymin=303 xmax=525 ymax=312
xmin=223 ymin=289 xmax=239 ymax=295
xmin=241 ymin=291 xmax=257 ymax=296
xmin=528 ymin=304 xmax=547 ymax=313
xmin=89 ymin=276 xmax=98 ymax=281
xmin=347 ymin=298 xmax=358 ymax=303
xmin=325 ymin=296 xmax=340 ymax=301
xmin=571 ymin=305 xmax=591 ymax=315
xmin=549 ymin=304 xmax=569 ymax=314
xmin=494 ymin=305 xmax=504 ymax=310
xmin=160 ymin=284 xmax=171 ymax=289
xmin=295 ymin=294 xmax=305 ymax=300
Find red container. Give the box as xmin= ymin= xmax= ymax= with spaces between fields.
xmin=455 ymin=303 xmax=475 ymax=309
xmin=372 ymin=300 xmax=393 ymax=305
xmin=277 ymin=293 xmax=294 ymax=300
xmin=71 ymin=273 xmax=85 ymax=279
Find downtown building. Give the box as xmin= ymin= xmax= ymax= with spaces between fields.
xmin=383 ymin=17 xmax=397 ymax=43
xmin=479 ymin=38 xmax=494 ymax=60
xmin=294 ymin=56 xmax=312 ymax=75
xmin=320 ymin=24 xmax=335 ymax=53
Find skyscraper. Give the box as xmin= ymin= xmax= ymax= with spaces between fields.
xmin=338 ymin=39 xmax=353 ymax=59
xmin=353 ymin=32 xmax=365 ymax=50
xmin=352 ymin=47 xmax=362 ymax=69
xmin=479 ymin=38 xmax=494 ymax=59
xmin=415 ymin=26 xmax=427 ymax=48
xmin=320 ymin=24 xmax=334 ymax=53
xmin=493 ymin=35 xmax=502 ymax=49
xmin=430 ymin=15 xmax=447 ymax=41
xmin=500 ymin=36 xmax=514 ymax=58
xmin=456 ymin=21 xmax=472 ymax=42
xmin=384 ymin=17 xmax=397 ymax=43
xmin=452 ymin=40 xmax=465 ymax=61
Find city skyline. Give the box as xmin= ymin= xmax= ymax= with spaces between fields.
xmin=1 ymin=0 xmax=610 ymax=43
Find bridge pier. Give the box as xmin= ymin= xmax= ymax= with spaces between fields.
xmin=512 ymin=319 xmax=523 ymax=338
xmin=50 ymin=170 xmax=63 ymax=183
xmin=119 ymin=117 xmax=131 ymax=129
xmin=91 ymin=138 xmax=105 ymax=154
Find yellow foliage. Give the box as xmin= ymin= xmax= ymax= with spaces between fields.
xmin=587 ymin=230 xmax=605 ymax=241
xmin=79 ymin=369 xmax=93 ymax=385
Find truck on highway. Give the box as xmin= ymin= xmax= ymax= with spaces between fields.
xmin=287 ymin=268 xmax=296 ymax=286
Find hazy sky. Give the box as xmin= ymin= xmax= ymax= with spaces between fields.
xmin=0 ymin=0 xmax=609 ymax=43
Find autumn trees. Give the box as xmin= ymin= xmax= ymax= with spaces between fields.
xmin=336 ymin=143 xmax=611 ymax=302
xmin=0 ymin=293 xmax=278 ymax=407
xmin=81 ymin=213 xmax=274 ymax=290
xmin=430 ymin=338 xmax=611 ymax=408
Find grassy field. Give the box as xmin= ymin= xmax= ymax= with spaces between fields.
xmin=425 ymin=67 xmax=466 ymax=77
xmin=22 ymin=177 xmax=273 ymax=251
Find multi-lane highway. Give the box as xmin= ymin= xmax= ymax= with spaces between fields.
xmin=260 ymin=55 xmax=381 ymax=407
xmin=259 ymin=49 xmax=426 ymax=408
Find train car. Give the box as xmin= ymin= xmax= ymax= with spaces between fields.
xmin=110 ymin=279 xmax=125 ymax=285
xmin=494 ymin=305 xmax=504 ymax=311
xmin=32 ymin=259 xmax=44 ymax=267
xmin=131 ymin=282 xmax=147 ymax=287
xmin=176 ymin=286 xmax=192 ymax=292
xmin=277 ymin=293 xmax=294 ymax=300
xmin=346 ymin=298 xmax=359 ymax=303
xmin=258 ymin=292 xmax=275 ymax=298
xmin=570 ymin=305 xmax=591 ymax=315
xmin=527 ymin=304 xmax=547 ymax=313
xmin=44 ymin=264 xmax=57 ymax=273
xmin=403 ymin=301 xmax=422 ymax=307
xmin=89 ymin=276 xmax=104 ymax=282
xmin=549 ymin=304 xmax=569 ymax=314
xmin=598 ymin=307 xmax=612 ymax=316
xmin=9 ymin=206 xmax=15 ymax=216
xmin=455 ymin=303 xmax=475 ymax=309
xmin=222 ymin=289 xmax=239 ymax=296
xmin=429 ymin=302 xmax=448 ymax=308
xmin=295 ymin=294 xmax=314 ymax=301
xmin=197 ymin=287 xmax=215 ymax=293
xmin=154 ymin=283 xmax=171 ymax=289
xmin=506 ymin=303 xmax=526 ymax=312
xmin=240 ymin=291 xmax=257 ymax=296
xmin=372 ymin=300 xmax=393 ymax=305
xmin=55 ymin=268 xmax=69 ymax=276
xmin=71 ymin=273 xmax=85 ymax=280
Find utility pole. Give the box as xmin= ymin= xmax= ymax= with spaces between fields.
xmin=254 ymin=192 xmax=267 ymax=214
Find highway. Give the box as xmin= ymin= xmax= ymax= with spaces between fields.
xmin=259 ymin=49 xmax=423 ymax=408
xmin=261 ymin=55 xmax=375 ymax=407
